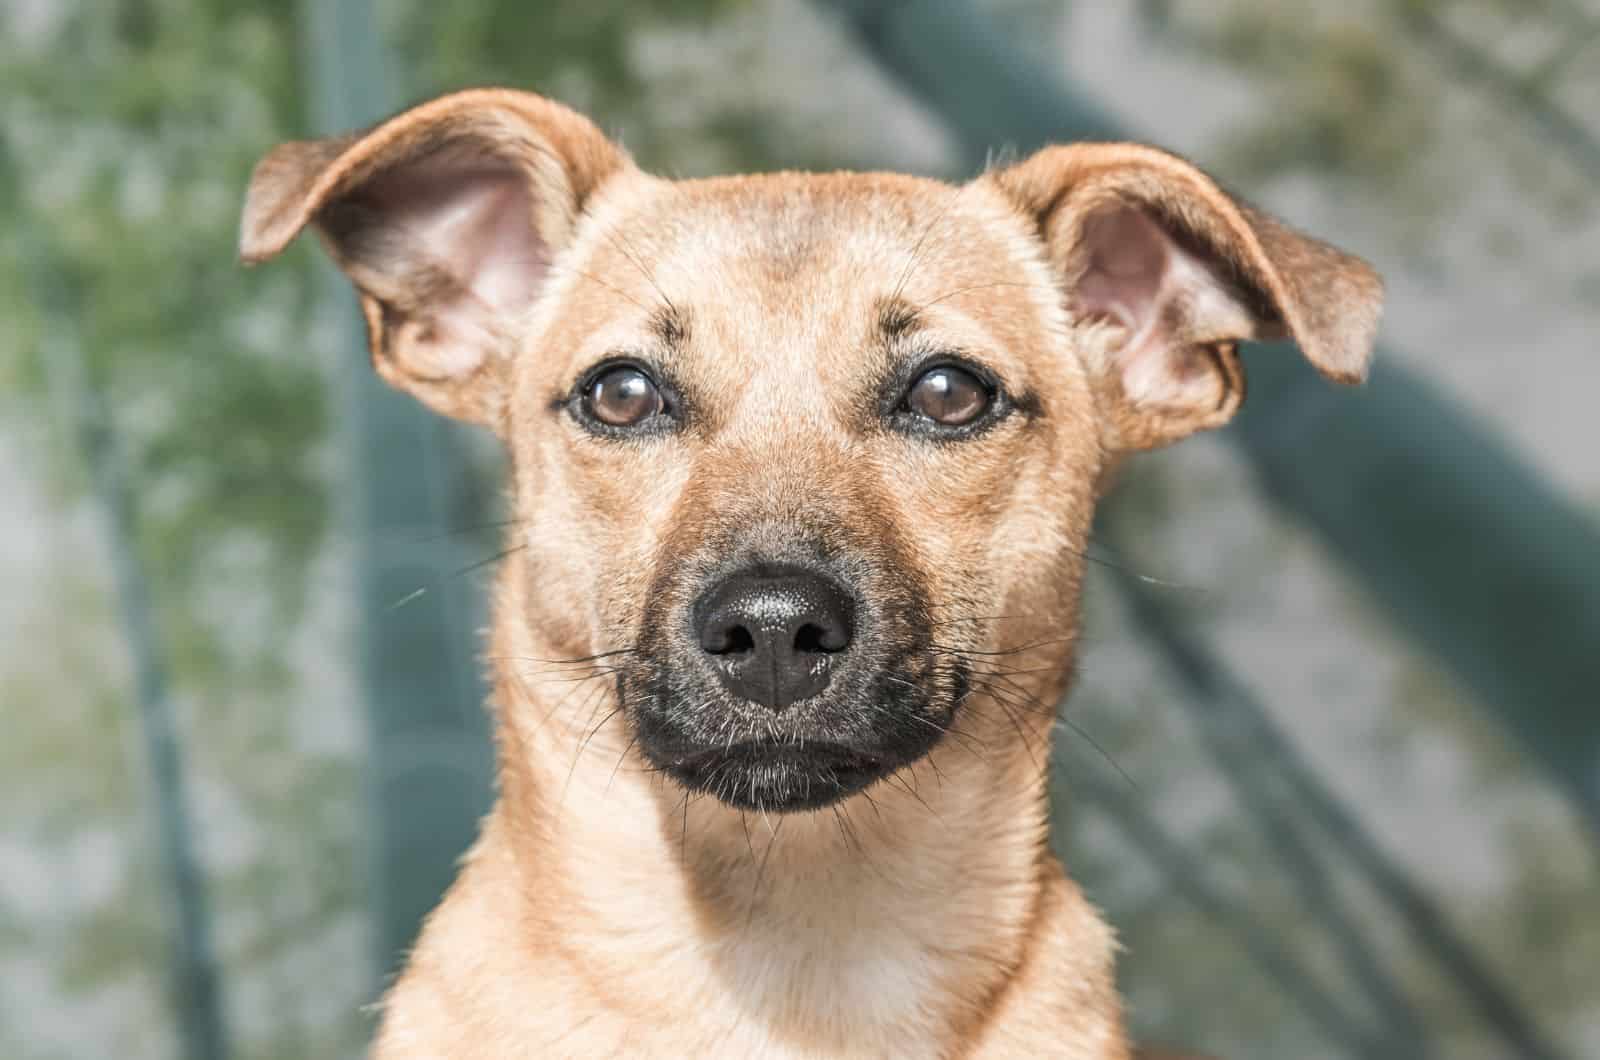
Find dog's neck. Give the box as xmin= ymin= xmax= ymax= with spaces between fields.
xmin=460 ymin=551 xmax=1082 ymax=1054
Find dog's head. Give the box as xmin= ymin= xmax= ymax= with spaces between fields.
xmin=242 ymin=90 xmax=1380 ymax=813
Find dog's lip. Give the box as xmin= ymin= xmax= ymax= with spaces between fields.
xmin=667 ymin=739 xmax=883 ymax=773
xmin=661 ymin=739 xmax=891 ymax=812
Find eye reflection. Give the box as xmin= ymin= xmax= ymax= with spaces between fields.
xmin=905 ymin=365 xmax=991 ymax=427
xmin=585 ymin=365 xmax=663 ymax=427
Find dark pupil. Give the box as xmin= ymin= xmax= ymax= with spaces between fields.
xmin=909 ymin=367 xmax=988 ymax=426
xmin=589 ymin=368 xmax=660 ymax=426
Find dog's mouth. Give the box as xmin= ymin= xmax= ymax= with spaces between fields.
xmin=660 ymin=740 xmax=893 ymax=812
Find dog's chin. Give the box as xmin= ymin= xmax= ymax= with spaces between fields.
xmin=629 ymin=651 xmax=958 ymax=813
xmin=660 ymin=740 xmax=895 ymax=813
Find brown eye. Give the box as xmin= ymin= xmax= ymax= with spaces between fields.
xmin=905 ymin=365 xmax=991 ymax=427
xmin=585 ymin=365 xmax=663 ymax=427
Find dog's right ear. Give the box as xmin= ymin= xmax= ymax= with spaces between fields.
xmin=239 ymin=89 xmax=631 ymax=426
xmin=990 ymin=143 xmax=1382 ymax=451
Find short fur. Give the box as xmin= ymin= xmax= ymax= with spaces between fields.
xmin=240 ymin=89 xmax=1381 ymax=1058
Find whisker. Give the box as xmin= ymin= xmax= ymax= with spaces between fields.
xmin=927 ymin=614 xmax=1024 ymax=628
xmin=566 ymin=265 xmax=653 ymax=313
xmin=857 ymin=787 xmax=886 ymax=826
xmin=953 ymin=660 xmax=1064 ymax=679
xmin=976 ymin=694 xmax=1045 ymax=771
xmin=738 ymin=809 xmax=758 ymax=864
xmin=606 ymin=732 xmax=640 ymax=792
xmin=546 ymin=683 xmax=617 ymax=811
xmin=891 ymin=187 xmax=967 ymax=306
xmin=383 ymin=542 xmax=526 ymax=610
xmin=385 ymin=586 xmax=428 ymax=612
xmin=1081 ymin=541 xmax=1204 ymax=592
xmin=510 ymin=666 xmax=622 ymax=687
xmin=450 ymin=542 xmax=527 ymax=581
xmin=913 ymin=280 xmax=1058 ymax=313
xmin=396 ymin=516 xmax=526 ymax=544
xmin=969 ymin=670 xmax=1055 ymax=712
xmin=678 ymin=789 xmax=692 ymax=860
xmin=492 ymin=646 xmax=636 ymax=666
xmin=599 ymin=228 xmax=679 ymax=319
xmin=489 ymin=648 xmax=640 ymax=665
xmin=1055 ymin=714 xmax=1138 ymax=792
xmin=831 ymin=805 xmax=865 ymax=859
xmin=931 ymin=635 xmax=1074 ymax=657
xmin=745 ymin=816 xmax=786 ymax=926
xmin=884 ymin=770 xmax=944 ymax=825
xmin=575 ymin=705 xmax=623 ymax=761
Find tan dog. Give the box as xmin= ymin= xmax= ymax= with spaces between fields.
xmin=240 ymin=89 xmax=1380 ymax=1058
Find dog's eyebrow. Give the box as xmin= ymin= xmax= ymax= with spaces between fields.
xmin=648 ymin=305 xmax=688 ymax=348
xmin=876 ymin=297 xmax=920 ymax=340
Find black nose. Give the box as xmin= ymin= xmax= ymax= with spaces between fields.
xmin=694 ymin=566 xmax=856 ymax=710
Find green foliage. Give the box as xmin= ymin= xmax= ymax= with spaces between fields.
xmin=1143 ymin=0 xmax=1600 ymax=252
xmin=4 ymin=1 xmax=326 ymax=670
xmin=386 ymin=0 xmax=760 ymax=169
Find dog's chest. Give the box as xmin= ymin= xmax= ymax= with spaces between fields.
xmin=380 ymin=872 xmax=985 ymax=1058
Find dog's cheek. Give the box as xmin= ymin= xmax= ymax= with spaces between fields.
xmin=506 ymin=428 xmax=649 ymax=659
xmin=873 ymin=437 xmax=1028 ymax=644
xmin=506 ymin=436 xmax=591 ymax=653
xmin=562 ymin=440 xmax=695 ymax=637
xmin=972 ymin=470 xmax=1097 ymax=698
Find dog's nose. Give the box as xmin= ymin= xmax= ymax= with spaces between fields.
xmin=694 ymin=567 xmax=856 ymax=710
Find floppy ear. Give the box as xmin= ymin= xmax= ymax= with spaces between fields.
xmin=239 ymin=89 xmax=631 ymax=426
xmin=990 ymin=144 xmax=1383 ymax=450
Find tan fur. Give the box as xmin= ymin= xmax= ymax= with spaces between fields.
xmin=239 ymin=89 xmax=1381 ymax=1059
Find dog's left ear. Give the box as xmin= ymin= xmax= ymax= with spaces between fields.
xmin=990 ymin=144 xmax=1383 ymax=450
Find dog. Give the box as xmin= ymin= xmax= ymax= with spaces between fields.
xmin=239 ymin=88 xmax=1380 ymax=1058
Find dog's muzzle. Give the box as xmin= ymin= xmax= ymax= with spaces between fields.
xmin=628 ymin=556 xmax=948 ymax=814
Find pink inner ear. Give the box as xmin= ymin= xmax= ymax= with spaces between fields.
xmin=1077 ymin=206 xmax=1168 ymax=336
xmin=1074 ymin=204 xmax=1257 ymax=408
xmin=362 ymin=151 xmax=550 ymax=374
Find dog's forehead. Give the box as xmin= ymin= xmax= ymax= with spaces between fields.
xmin=637 ymin=172 xmax=1034 ymax=314
xmin=657 ymin=172 xmax=962 ymax=272
xmin=544 ymin=171 xmax=1059 ymax=397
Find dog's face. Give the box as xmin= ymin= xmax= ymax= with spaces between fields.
xmin=521 ymin=175 xmax=1100 ymax=811
xmin=242 ymin=90 xmax=1381 ymax=813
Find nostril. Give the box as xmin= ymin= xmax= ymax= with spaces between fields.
xmin=704 ymin=623 xmax=754 ymax=656
xmin=793 ymin=623 xmax=823 ymax=654
xmin=793 ymin=622 xmax=847 ymax=655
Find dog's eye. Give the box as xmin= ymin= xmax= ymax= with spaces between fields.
xmin=584 ymin=365 xmax=664 ymax=428
xmin=904 ymin=365 xmax=991 ymax=427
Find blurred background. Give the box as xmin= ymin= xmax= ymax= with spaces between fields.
xmin=4 ymin=1 xmax=1599 ymax=1057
